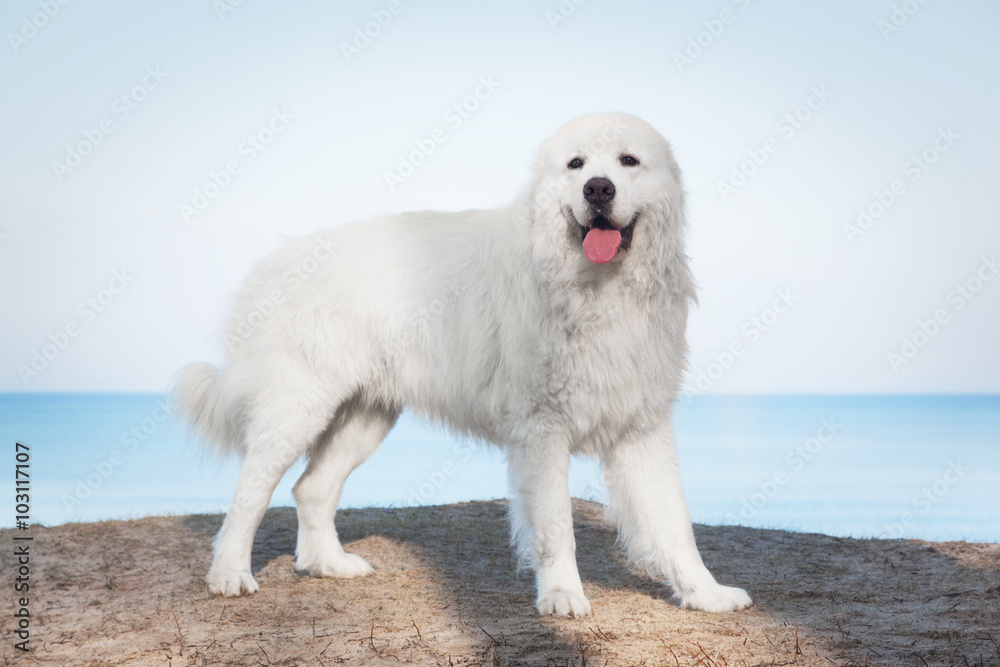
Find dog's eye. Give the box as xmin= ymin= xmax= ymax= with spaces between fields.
xmin=567 ymin=158 xmax=584 ymax=169
xmin=620 ymin=155 xmax=639 ymax=167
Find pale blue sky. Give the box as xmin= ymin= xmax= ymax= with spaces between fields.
xmin=2 ymin=0 xmax=998 ymax=392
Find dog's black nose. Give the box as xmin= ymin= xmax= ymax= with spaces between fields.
xmin=583 ymin=177 xmax=615 ymax=204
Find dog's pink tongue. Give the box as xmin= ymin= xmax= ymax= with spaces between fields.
xmin=582 ymin=228 xmax=622 ymax=264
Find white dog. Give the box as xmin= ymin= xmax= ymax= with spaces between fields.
xmin=176 ymin=113 xmax=751 ymax=616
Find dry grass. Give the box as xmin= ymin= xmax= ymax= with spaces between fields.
xmin=1 ymin=499 xmax=997 ymax=666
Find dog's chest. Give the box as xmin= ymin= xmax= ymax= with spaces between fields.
xmin=537 ymin=289 xmax=679 ymax=441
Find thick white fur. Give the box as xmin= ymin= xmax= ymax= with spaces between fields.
xmin=176 ymin=113 xmax=751 ymax=616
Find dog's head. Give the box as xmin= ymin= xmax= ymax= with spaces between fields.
xmin=522 ymin=113 xmax=685 ymax=281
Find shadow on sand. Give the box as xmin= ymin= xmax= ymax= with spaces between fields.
xmin=182 ymin=500 xmax=1000 ymax=665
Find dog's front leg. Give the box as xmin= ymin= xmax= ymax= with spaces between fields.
xmin=506 ymin=439 xmax=591 ymax=617
xmin=602 ymin=424 xmax=752 ymax=613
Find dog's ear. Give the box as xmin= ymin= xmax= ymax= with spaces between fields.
xmin=666 ymin=237 xmax=698 ymax=307
xmin=683 ymin=259 xmax=699 ymax=306
xmin=660 ymin=183 xmax=697 ymax=306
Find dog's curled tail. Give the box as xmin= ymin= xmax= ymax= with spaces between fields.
xmin=174 ymin=362 xmax=245 ymax=457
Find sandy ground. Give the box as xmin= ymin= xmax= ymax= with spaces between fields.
xmin=1 ymin=499 xmax=998 ymax=666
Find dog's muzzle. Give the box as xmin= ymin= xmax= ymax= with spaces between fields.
xmin=571 ymin=210 xmax=637 ymax=264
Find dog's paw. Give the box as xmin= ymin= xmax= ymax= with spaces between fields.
xmin=536 ymin=588 xmax=592 ymax=617
xmin=206 ymin=565 xmax=259 ymax=597
xmin=680 ymin=583 xmax=752 ymax=613
xmin=299 ymin=552 xmax=375 ymax=579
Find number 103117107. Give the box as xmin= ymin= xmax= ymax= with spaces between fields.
xmin=15 ymin=442 xmax=30 ymax=529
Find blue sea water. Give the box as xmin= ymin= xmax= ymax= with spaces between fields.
xmin=1 ymin=394 xmax=996 ymax=542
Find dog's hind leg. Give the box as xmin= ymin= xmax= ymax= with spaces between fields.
xmin=206 ymin=370 xmax=342 ymax=597
xmin=293 ymin=398 xmax=398 ymax=577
